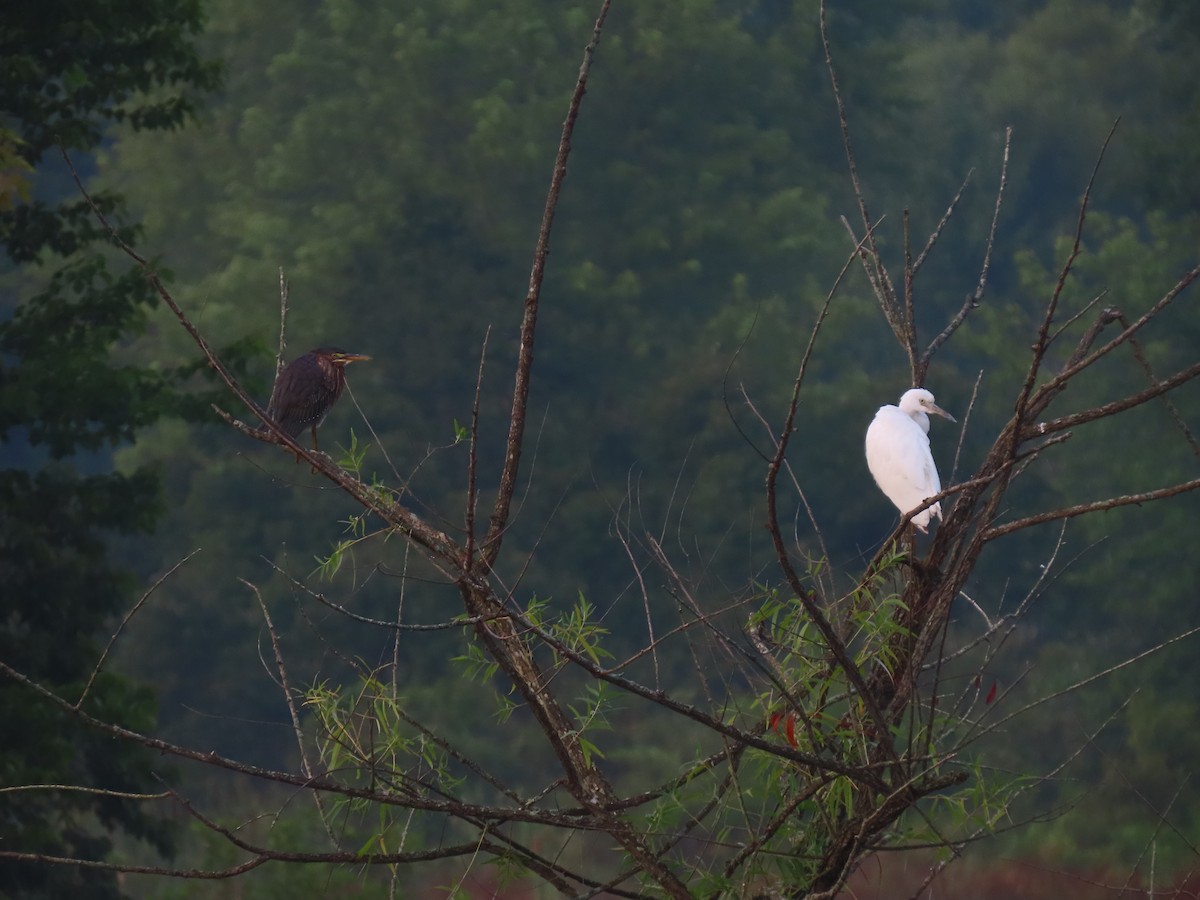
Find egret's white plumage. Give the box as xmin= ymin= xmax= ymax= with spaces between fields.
xmin=865 ymin=388 xmax=956 ymax=532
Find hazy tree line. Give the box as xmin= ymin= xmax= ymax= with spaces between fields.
xmin=1 ymin=0 xmax=1198 ymax=896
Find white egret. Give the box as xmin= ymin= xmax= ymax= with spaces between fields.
xmin=865 ymin=388 xmax=956 ymax=532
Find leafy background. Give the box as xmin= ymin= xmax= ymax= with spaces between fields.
xmin=3 ymin=0 xmax=1198 ymax=895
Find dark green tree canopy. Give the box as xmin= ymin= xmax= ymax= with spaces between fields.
xmin=0 ymin=3 xmax=221 ymax=897
xmin=0 ymin=0 xmax=219 ymax=163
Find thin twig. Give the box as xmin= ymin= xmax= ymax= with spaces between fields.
xmin=612 ymin=477 xmax=661 ymax=688
xmin=822 ymin=0 xmax=898 ymax=337
xmin=392 ymin=541 xmax=411 ymax=697
xmin=242 ymin=579 xmax=339 ymax=848
xmin=1013 ymin=120 xmax=1120 ymax=432
xmin=1028 ymin=263 xmax=1200 ymax=423
xmin=0 ymin=850 xmax=271 ymax=881
xmin=274 ymin=267 xmax=289 ymax=381
xmin=465 ymin=326 xmax=490 ymax=567
xmin=983 ymin=478 xmax=1200 ymax=540
xmin=1022 ymin=358 xmax=1200 ymax=441
xmin=919 ymin=128 xmax=1011 ymax=380
xmin=911 ymin=168 xmax=974 ymax=277
xmin=344 ymin=381 xmax=403 ymax=483
xmin=0 ymin=784 xmax=169 ymax=800
xmin=1115 ymin=312 xmax=1200 ymax=459
xmin=76 ymin=550 xmax=200 ymax=709
xmin=947 ymin=370 xmax=982 ymax=489
xmin=763 ymin=222 xmax=897 ymax=749
xmin=1047 ymin=289 xmax=1108 ymax=347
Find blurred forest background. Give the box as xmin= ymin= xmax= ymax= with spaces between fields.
xmin=2 ymin=0 xmax=1199 ymax=896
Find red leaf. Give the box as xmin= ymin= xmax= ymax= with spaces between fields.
xmin=769 ymin=711 xmax=782 ymax=733
xmin=985 ymin=681 xmax=998 ymax=705
xmin=785 ymin=713 xmax=798 ymax=748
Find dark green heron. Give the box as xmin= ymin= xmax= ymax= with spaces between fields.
xmin=266 ymin=347 xmax=370 ymax=452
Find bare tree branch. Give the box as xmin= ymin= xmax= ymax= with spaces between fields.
xmin=1023 ymin=358 xmax=1200 ymax=441
xmin=983 ymin=478 xmax=1200 ymax=541
xmin=1013 ymin=119 xmax=1120 ymax=430
xmin=822 ymin=0 xmax=901 ymax=352
xmin=242 ymin=578 xmax=339 ymax=848
xmin=464 ymin=326 xmax=490 ymax=565
xmin=918 ymin=126 xmax=1012 ymax=382
xmin=76 ymin=549 xmax=199 ymax=709
xmin=482 ymin=0 xmax=612 ymax=568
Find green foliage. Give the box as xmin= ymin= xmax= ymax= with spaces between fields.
xmin=29 ymin=0 xmax=1198 ymax=890
xmin=0 ymin=2 xmax=224 ymax=895
xmin=527 ymin=591 xmax=613 ymax=669
xmin=566 ymin=680 xmax=615 ymax=766
xmin=307 ymin=675 xmax=458 ymax=796
xmin=452 ymin=638 xmax=502 ymax=689
xmin=0 ymin=130 xmax=34 ymax=210
xmin=0 ymin=1 xmax=220 ymax=165
xmin=698 ymin=549 xmax=1048 ymax=890
xmin=977 ymin=207 xmax=1200 ymax=873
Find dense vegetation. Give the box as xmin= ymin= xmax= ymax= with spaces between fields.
xmin=0 ymin=3 xmax=225 ymax=897
xmin=2 ymin=0 xmax=1197 ymax=895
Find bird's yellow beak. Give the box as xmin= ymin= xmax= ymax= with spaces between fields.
xmin=334 ymin=353 xmax=371 ymax=365
xmin=929 ymin=403 xmax=956 ymax=423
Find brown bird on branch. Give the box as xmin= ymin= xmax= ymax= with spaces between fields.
xmin=265 ymin=347 xmax=370 ymax=453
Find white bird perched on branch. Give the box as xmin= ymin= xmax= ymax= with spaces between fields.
xmin=865 ymin=388 xmax=957 ymax=532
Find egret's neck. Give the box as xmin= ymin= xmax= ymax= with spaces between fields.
xmin=911 ymin=411 xmax=930 ymax=434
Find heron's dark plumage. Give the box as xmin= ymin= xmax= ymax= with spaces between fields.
xmin=266 ymin=347 xmax=369 ymax=451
